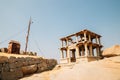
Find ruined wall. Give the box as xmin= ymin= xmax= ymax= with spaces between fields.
xmin=0 ymin=56 xmax=57 ymax=80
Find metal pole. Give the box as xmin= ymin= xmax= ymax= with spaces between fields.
xmin=25 ymin=17 xmax=32 ymax=54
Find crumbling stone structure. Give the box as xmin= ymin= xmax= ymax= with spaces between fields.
xmin=8 ymin=40 xmax=20 ymax=54
xmin=0 ymin=48 xmax=8 ymax=53
xmin=60 ymin=29 xmax=103 ymax=63
xmin=0 ymin=55 xmax=57 ymax=80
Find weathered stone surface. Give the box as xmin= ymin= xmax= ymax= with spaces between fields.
xmin=15 ymin=61 xmax=23 ymax=68
xmin=1 ymin=68 xmax=23 ymax=80
xmin=0 ymin=63 xmax=2 ymax=72
xmin=9 ymin=63 xmax=16 ymax=69
xmin=1 ymin=72 xmax=17 ymax=80
xmin=22 ymin=61 xmax=29 ymax=66
xmin=0 ymin=54 xmax=57 ymax=80
xmin=0 ymin=48 xmax=8 ymax=53
xmin=47 ymin=59 xmax=57 ymax=69
xmin=2 ymin=63 xmax=10 ymax=72
xmin=34 ymin=58 xmax=41 ymax=64
xmin=0 ymin=56 xmax=8 ymax=63
xmin=37 ymin=62 xmax=48 ymax=72
xmin=102 ymin=45 xmax=120 ymax=57
xmin=22 ymin=64 xmax=37 ymax=75
xmin=15 ymin=68 xmax=23 ymax=78
xmin=26 ymin=57 xmax=32 ymax=61
xmin=8 ymin=40 xmax=20 ymax=54
xmin=8 ymin=56 xmax=16 ymax=63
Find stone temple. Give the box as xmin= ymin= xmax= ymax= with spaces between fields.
xmin=60 ymin=29 xmax=103 ymax=64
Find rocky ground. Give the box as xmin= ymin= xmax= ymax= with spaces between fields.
xmin=20 ymin=45 xmax=120 ymax=80
xmin=20 ymin=56 xmax=120 ymax=80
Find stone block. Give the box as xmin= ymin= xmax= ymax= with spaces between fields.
xmin=34 ymin=58 xmax=41 ymax=64
xmin=16 ymin=57 xmax=25 ymax=62
xmin=21 ymin=64 xmax=37 ymax=75
xmin=1 ymin=68 xmax=23 ymax=80
xmin=15 ymin=61 xmax=23 ymax=68
xmin=9 ymin=63 xmax=16 ymax=69
xmin=22 ymin=61 xmax=29 ymax=66
xmin=0 ymin=63 xmax=2 ymax=72
xmin=1 ymin=72 xmax=17 ymax=80
xmin=14 ymin=68 xmax=23 ymax=78
xmin=37 ymin=62 xmax=48 ymax=72
xmin=2 ymin=63 xmax=10 ymax=72
xmin=26 ymin=57 xmax=32 ymax=61
xmin=8 ymin=56 xmax=16 ymax=63
xmin=28 ymin=60 xmax=35 ymax=65
xmin=0 ymin=56 xmax=8 ymax=63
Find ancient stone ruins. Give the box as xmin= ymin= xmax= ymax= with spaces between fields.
xmin=60 ymin=29 xmax=103 ymax=63
xmin=0 ymin=40 xmax=57 ymax=80
xmin=0 ymin=55 xmax=57 ymax=80
xmin=8 ymin=40 xmax=20 ymax=54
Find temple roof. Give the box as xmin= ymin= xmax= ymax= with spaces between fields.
xmin=60 ymin=29 xmax=101 ymax=40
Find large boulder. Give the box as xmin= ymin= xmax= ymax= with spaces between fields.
xmin=21 ymin=64 xmax=37 ymax=75
xmin=102 ymin=45 xmax=120 ymax=57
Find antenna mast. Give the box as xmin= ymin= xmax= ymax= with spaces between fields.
xmin=25 ymin=17 xmax=32 ymax=54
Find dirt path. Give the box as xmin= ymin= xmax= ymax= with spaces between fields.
xmin=20 ymin=71 xmax=51 ymax=80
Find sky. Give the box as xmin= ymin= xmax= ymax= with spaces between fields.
xmin=0 ymin=0 xmax=120 ymax=61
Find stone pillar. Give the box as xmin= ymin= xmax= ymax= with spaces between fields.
xmin=98 ymin=37 xmax=101 ymax=45
xmin=84 ymin=32 xmax=87 ymax=41
xmin=92 ymin=49 xmax=94 ymax=56
xmin=89 ymin=34 xmax=91 ymax=42
xmin=66 ymin=39 xmax=69 ymax=46
xmin=99 ymin=48 xmax=102 ymax=56
xmin=60 ymin=50 xmax=64 ymax=59
xmin=90 ymin=44 xmax=93 ymax=56
xmin=84 ymin=43 xmax=88 ymax=56
xmin=81 ymin=48 xmax=84 ymax=56
xmin=67 ymin=49 xmax=70 ymax=63
xmin=96 ymin=47 xmax=99 ymax=56
xmin=96 ymin=36 xmax=100 ymax=44
xmin=65 ymin=50 xmax=67 ymax=57
xmin=76 ymin=46 xmax=80 ymax=58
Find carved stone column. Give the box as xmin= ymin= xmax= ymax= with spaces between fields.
xmin=84 ymin=43 xmax=88 ymax=56
xmin=60 ymin=50 xmax=64 ymax=59
xmin=96 ymin=47 xmax=99 ymax=56
xmin=84 ymin=32 xmax=87 ymax=41
xmin=76 ymin=46 xmax=80 ymax=58
xmin=90 ymin=44 xmax=93 ymax=56
xmin=67 ymin=49 xmax=70 ymax=63
xmin=89 ymin=34 xmax=91 ymax=42
xmin=81 ymin=47 xmax=84 ymax=56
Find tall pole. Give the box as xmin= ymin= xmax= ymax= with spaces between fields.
xmin=25 ymin=17 xmax=32 ymax=54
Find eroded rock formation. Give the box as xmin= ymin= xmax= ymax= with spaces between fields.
xmin=102 ymin=45 xmax=120 ymax=57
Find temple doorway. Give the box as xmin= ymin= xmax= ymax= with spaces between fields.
xmin=70 ymin=49 xmax=76 ymax=62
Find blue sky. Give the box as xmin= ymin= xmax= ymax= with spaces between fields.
xmin=0 ymin=0 xmax=120 ymax=61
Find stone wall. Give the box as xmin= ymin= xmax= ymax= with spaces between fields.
xmin=0 ymin=56 xmax=57 ymax=80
